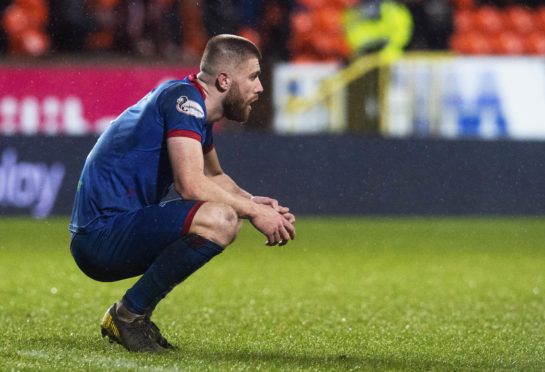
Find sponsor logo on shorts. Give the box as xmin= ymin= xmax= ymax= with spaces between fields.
xmin=176 ymin=96 xmax=204 ymax=119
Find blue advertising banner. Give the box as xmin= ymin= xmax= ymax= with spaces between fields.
xmin=0 ymin=136 xmax=94 ymax=217
xmin=385 ymin=57 xmax=545 ymax=140
xmin=1 ymin=134 xmax=544 ymax=217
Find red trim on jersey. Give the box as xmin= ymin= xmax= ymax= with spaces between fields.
xmin=188 ymin=74 xmax=206 ymax=100
xmin=203 ymin=143 xmax=214 ymax=154
xmin=167 ymin=129 xmax=202 ymax=142
xmin=182 ymin=201 xmax=206 ymax=236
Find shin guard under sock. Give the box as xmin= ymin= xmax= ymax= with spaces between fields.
xmin=122 ymin=234 xmax=223 ymax=315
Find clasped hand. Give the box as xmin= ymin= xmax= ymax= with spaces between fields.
xmin=250 ymin=196 xmax=296 ymax=246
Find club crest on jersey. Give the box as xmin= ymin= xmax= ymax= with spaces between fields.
xmin=176 ymin=96 xmax=204 ymax=118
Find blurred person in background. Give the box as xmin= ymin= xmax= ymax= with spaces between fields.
xmin=0 ymin=2 xmax=8 ymax=53
xmin=48 ymin=0 xmax=89 ymax=52
xmin=83 ymin=0 xmax=209 ymax=62
xmin=1 ymin=0 xmax=51 ymax=56
xmin=117 ymin=0 xmax=181 ymax=57
xmin=403 ymin=0 xmax=453 ymax=50
xmin=178 ymin=0 xmax=208 ymax=64
xmin=0 ymin=0 xmax=293 ymax=63
xmin=83 ymin=0 xmax=119 ymax=52
xmin=203 ymin=0 xmax=242 ymax=36
xmin=202 ymin=0 xmax=292 ymax=61
xmin=257 ymin=0 xmax=292 ymax=61
xmin=478 ymin=0 xmax=545 ymax=7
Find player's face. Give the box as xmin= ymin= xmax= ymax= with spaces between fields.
xmin=223 ymin=57 xmax=263 ymax=123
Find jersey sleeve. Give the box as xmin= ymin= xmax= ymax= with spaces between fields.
xmin=159 ymin=83 xmax=207 ymax=143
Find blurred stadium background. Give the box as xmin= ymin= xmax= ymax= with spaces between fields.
xmin=1 ymin=0 xmax=545 ymax=217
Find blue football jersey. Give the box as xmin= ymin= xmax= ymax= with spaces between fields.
xmin=69 ymin=75 xmax=214 ymax=233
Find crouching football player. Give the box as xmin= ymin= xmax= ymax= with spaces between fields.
xmin=69 ymin=35 xmax=295 ymax=352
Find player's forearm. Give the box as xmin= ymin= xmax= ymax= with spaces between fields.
xmin=207 ymin=173 xmax=252 ymax=199
xmin=175 ymin=175 xmax=257 ymax=218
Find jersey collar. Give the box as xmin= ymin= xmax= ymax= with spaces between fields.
xmin=188 ymin=74 xmax=206 ymax=100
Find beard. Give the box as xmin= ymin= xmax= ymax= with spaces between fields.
xmin=223 ymin=81 xmax=250 ymax=123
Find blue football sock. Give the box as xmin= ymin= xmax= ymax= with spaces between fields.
xmin=122 ymin=234 xmax=223 ymax=315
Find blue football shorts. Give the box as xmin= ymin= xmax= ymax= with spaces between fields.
xmin=70 ymin=198 xmax=205 ymax=282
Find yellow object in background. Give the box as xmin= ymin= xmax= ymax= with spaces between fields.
xmin=342 ymin=1 xmax=413 ymax=56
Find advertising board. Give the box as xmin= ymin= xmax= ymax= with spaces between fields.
xmin=0 ymin=136 xmax=95 ymax=218
xmin=273 ymin=63 xmax=346 ymax=134
xmin=0 ymin=147 xmax=64 ymax=218
xmin=385 ymin=56 xmax=545 ymax=140
xmin=2 ymin=135 xmax=545 ymax=218
xmin=0 ymin=66 xmax=197 ymax=135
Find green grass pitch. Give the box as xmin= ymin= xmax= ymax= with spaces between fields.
xmin=1 ymin=216 xmax=545 ymax=371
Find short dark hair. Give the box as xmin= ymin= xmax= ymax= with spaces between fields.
xmin=200 ymin=34 xmax=262 ymax=76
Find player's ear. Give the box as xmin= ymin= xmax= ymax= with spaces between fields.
xmin=216 ymin=72 xmax=231 ymax=92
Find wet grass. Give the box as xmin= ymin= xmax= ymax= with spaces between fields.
xmin=1 ymin=216 xmax=545 ymax=371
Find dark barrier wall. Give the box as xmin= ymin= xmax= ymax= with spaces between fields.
xmin=1 ymin=134 xmax=545 ymax=217
xmin=215 ymin=134 xmax=545 ymax=215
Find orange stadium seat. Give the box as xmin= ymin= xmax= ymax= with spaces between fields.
xmin=18 ymin=0 xmax=48 ymax=27
xmin=524 ymin=31 xmax=545 ymax=54
xmin=312 ymin=32 xmax=350 ymax=59
xmin=2 ymin=5 xmax=28 ymax=35
xmin=291 ymin=6 xmax=351 ymax=61
xmin=493 ymin=31 xmax=525 ymax=54
xmin=450 ymin=31 xmax=494 ymax=54
xmin=331 ymin=0 xmax=359 ymax=8
xmin=291 ymin=11 xmax=314 ymax=50
xmin=473 ymin=6 xmax=504 ymax=34
xmin=314 ymin=7 xmax=343 ymax=34
xmin=534 ymin=7 xmax=545 ymax=31
xmin=454 ymin=10 xmax=474 ymax=33
xmin=453 ymin=0 xmax=475 ymax=11
xmin=238 ymin=27 xmax=262 ymax=51
xmin=297 ymin=0 xmax=328 ymax=10
xmin=505 ymin=6 xmax=535 ymax=34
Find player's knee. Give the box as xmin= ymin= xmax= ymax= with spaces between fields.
xmin=191 ymin=202 xmax=241 ymax=247
xmin=215 ymin=204 xmax=240 ymax=246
